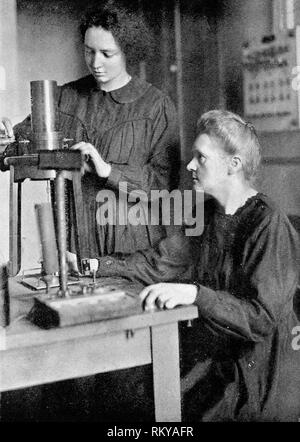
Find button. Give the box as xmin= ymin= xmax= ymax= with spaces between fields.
xmin=247 ymin=360 xmax=255 ymax=369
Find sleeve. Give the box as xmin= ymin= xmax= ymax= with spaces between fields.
xmin=0 ymin=116 xmax=32 ymax=171
xmin=194 ymin=212 xmax=300 ymax=343
xmin=96 ymin=230 xmax=196 ymax=286
xmin=106 ymin=95 xmax=181 ymax=195
xmin=13 ymin=115 xmax=32 ymax=141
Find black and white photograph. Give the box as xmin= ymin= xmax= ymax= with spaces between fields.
xmin=0 ymin=0 xmax=300 ymax=425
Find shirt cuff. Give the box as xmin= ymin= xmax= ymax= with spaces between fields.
xmin=194 ymin=284 xmax=216 ymax=314
xmin=195 ymin=284 xmax=234 ymax=319
xmin=106 ymin=164 xmax=122 ymax=189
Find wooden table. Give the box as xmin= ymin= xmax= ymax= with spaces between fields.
xmin=0 ymin=278 xmax=198 ymax=422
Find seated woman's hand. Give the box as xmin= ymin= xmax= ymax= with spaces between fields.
xmin=139 ymin=283 xmax=198 ymax=311
xmin=70 ymin=142 xmax=111 ymax=178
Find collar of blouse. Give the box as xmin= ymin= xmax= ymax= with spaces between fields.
xmin=93 ymin=75 xmax=151 ymax=104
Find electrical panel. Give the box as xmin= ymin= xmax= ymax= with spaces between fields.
xmin=242 ymin=27 xmax=300 ymax=131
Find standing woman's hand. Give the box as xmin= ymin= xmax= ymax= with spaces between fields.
xmin=70 ymin=142 xmax=111 ymax=178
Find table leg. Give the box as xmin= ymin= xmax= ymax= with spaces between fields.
xmin=9 ymin=171 xmax=21 ymax=276
xmin=151 ymin=322 xmax=181 ymax=422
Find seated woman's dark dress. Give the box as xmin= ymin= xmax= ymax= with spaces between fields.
xmin=98 ymin=193 xmax=300 ymax=421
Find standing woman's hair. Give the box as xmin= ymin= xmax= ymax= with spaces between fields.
xmin=197 ymin=110 xmax=261 ymax=182
xmin=80 ymin=1 xmax=153 ymax=65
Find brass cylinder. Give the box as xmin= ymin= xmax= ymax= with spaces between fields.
xmin=30 ymin=80 xmax=61 ymax=151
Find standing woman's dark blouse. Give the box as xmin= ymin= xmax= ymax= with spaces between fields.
xmin=62 ymin=74 xmax=180 ymax=256
xmin=97 ymin=193 xmax=300 ymax=421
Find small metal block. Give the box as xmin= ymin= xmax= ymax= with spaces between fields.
xmin=39 ymin=150 xmax=83 ymax=171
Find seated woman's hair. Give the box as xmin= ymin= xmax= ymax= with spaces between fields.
xmin=197 ymin=109 xmax=261 ymax=181
xmin=80 ymin=1 xmax=153 ymax=64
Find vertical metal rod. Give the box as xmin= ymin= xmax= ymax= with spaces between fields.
xmin=174 ymin=0 xmax=185 ymax=160
xmin=55 ymin=171 xmax=68 ymax=296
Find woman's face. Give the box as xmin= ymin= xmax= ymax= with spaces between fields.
xmin=187 ymin=133 xmax=231 ymax=195
xmin=84 ymin=26 xmax=128 ymax=90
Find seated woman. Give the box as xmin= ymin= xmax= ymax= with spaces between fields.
xmin=93 ymin=109 xmax=300 ymax=422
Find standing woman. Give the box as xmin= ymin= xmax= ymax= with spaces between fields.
xmin=9 ymin=1 xmax=180 ymax=261
xmin=60 ymin=2 xmax=180 ymax=259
